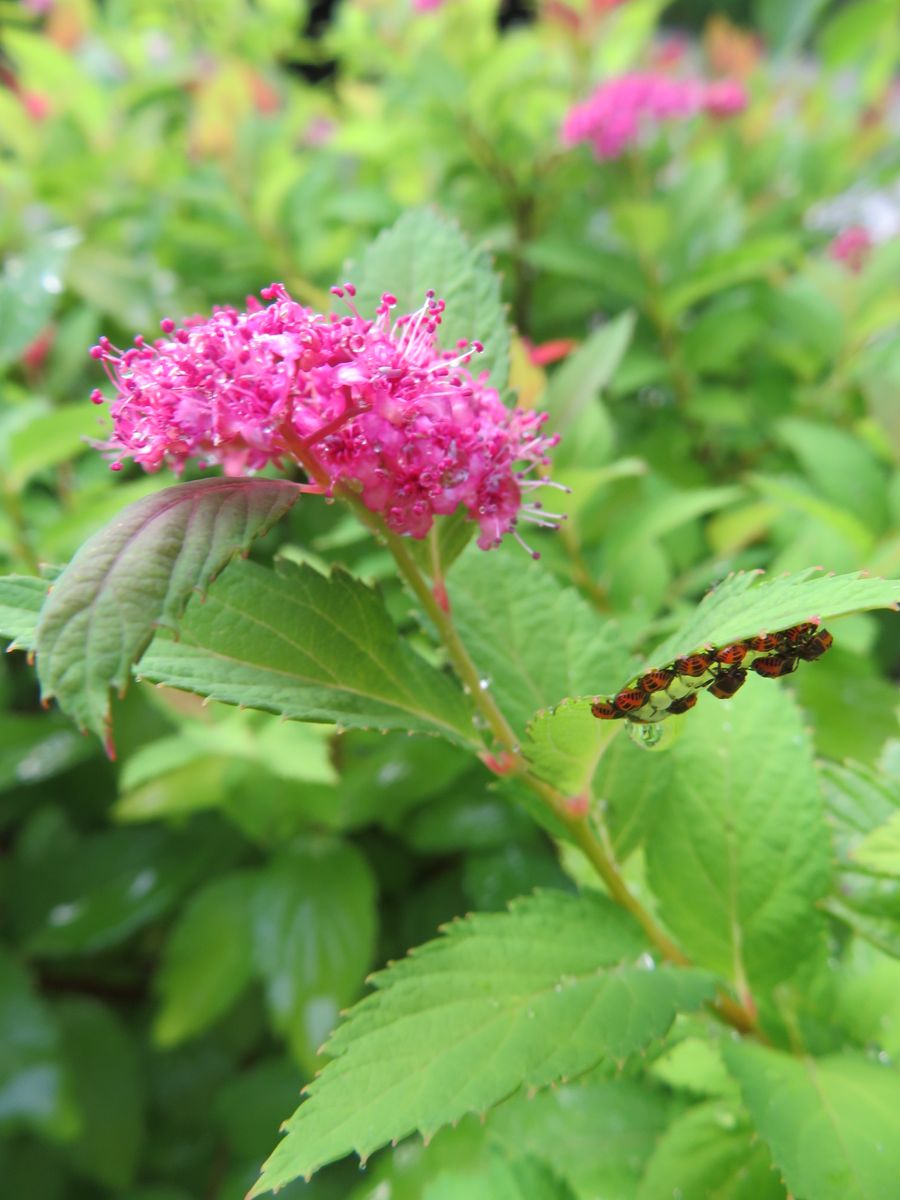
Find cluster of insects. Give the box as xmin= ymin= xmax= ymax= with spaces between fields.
xmin=591 ymin=622 xmax=833 ymax=724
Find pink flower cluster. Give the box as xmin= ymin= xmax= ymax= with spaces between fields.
xmin=561 ymin=73 xmax=747 ymax=160
xmin=828 ymin=226 xmax=872 ymax=273
xmin=90 ymin=286 xmax=563 ymax=555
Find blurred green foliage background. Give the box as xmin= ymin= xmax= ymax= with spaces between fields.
xmin=1 ymin=0 xmax=898 ymax=1197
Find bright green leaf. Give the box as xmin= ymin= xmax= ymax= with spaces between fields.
xmin=523 ymin=697 xmax=622 ymax=797
xmin=637 ymin=1099 xmax=785 ymax=1200
xmin=251 ymin=891 xmax=714 ymax=1191
xmin=137 ymin=559 xmax=477 ymax=745
xmin=423 ymin=1153 xmax=576 ymax=1200
xmin=853 ymin=810 xmax=900 ymax=876
xmin=352 ymin=210 xmax=510 ymax=391
xmin=645 ymin=567 xmax=900 ymax=670
xmin=5 ymin=405 xmax=100 ymax=493
xmin=449 ymin=552 xmax=637 ymax=735
xmin=488 ymin=1077 xmax=672 ymax=1198
xmin=548 ymin=311 xmax=635 ymax=468
xmin=35 ymin=477 xmax=302 ymax=747
xmin=155 ymin=874 xmax=256 ymax=1047
xmin=724 ymin=1043 xmax=900 ymax=1200
xmin=250 ymin=841 xmax=378 ymax=1072
xmin=645 ymin=685 xmax=831 ymax=989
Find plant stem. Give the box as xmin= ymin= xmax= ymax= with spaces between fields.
xmin=378 ymin=527 xmax=763 ymax=1041
xmin=280 ymin=422 xmax=762 ymax=1040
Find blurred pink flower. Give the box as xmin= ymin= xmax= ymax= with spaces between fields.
xmin=413 ymin=0 xmax=446 ymax=10
xmin=828 ymin=226 xmax=872 ymax=273
xmin=561 ymin=72 xmax=746 ymax=160
xmin=90 ymin=285 xmax=562 ymax=555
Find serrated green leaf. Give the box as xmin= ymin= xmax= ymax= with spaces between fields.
xmin=488 ymin=1077 xmax=672 ymax=1198
xmin=137 ymin=559 xmax=477 ymax=745
xmin=645 ymin=685 xmax=831 ymax=989
xmin=723 ymin=1043 xmax=900 ymax=1200
xmin=646 ymin=568 xmax=900 ymax=669
xmin=852 ymin=810 xmax=900 ymax=876
xmin=449 ymin=552 xmax=637 ymax=735
xmin=251 ymin=891 xmax=714 ymax=1192
xmin=250 ymin=841 xmax=378 ymax=1072
xmin=0 ymin=573 xmax=46 ymax=651
xmin=637 ymin=1100 xmax=785 ymax=1200
xmin=154 ymin=874 xmax=256 ymax=1047
xmin=57 ymin=999 xmax=143 ymax=1191
xmin=352 ymin=209 xmax=510 ymax=392
xmin=523 ymin=697 xmax=622 ymax=796
xmin=35 ymin=477 xmax=302 ymax=748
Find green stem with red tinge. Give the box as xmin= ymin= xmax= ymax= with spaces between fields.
xmin=284 ymin=422 xmax=763 ymax=1040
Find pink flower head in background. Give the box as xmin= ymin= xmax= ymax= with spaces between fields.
xmin=412 ymin=0 xmax=446 ymax=10
xmin=827 ymin=226 xmax=872 ymax=273
xmin=90 ymin=286 xmax=563 ymax=556
xmin=561 ymin=72 xmax=747 ymax=160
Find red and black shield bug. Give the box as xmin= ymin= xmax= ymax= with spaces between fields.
xmin=750 ymin=655 xmax=798 ymax=678
xmin=674 ymin=653 xmax=712 ymax=678
xmin=667 ymin=693 xmax=698 ymax=715
xmin=639 ymin=668 xmax=675 ymax=693
xmin=779 ymin=622 xmax=817 ymax=647
xmin=591 ymin=700 xmax=624 ymax=720
xmin=748 ymin=633 xmax=780 ymax=652
xmin=714 ymin=642 xmax=747 ymax=666
xmin=797 ymin=628 xmax=833 ymax=661
xmin=707 ymin=668 xmax=747 ymax=699
xmin=613 ymin=688 xmax=647 ymax=713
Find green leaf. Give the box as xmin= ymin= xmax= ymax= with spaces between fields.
xmin=9 ymin=824 xmax=239 ymax=956
xmin=154 ymin=874 xmax=256 ymax=1047
xmin=250 ymin=841 xmax=378 ymax=1072
xmin=645 ymin=567 xmax=900 ymax=670
xmin=57 ymin=999 xmax=143 ymax=1191
xmin=423 ymin=1153 xmax=576 ymax=1200
xmin=662 ymin=237 xmax=798 ymax=318
xmin=756 ymin=0 xmax=833 ymax=53
xmin=352 ymin=209 xmax=510 ymax=392
xmin=35 ymin=477 xmax=302 ymax=749
xmin=488 ymin=1077 xmax=672 ymax=1198
xmin=0 ymin=573 xmax=46 ymax=651
xmin=637 ymin=1100 xmax=786 ymax=1200
xmin=0 ymin=948 xmax=73 ymax=1138
xmin=251 ymin=891 xmax=714 ymax=1191
xmin=4 ymin=405 xmax=100 ymax=493
xmin=137 ymin=559 xmax=476 ymax=745
xmin=820 ymin=761 xmax=900 ymax=957
xmin=0 ymin=234 xmax=71 ymax=370
xmin=449 ymin=552 xmax=637 ymax=735
xmin=523 ymin=697 xmax=622 ymax=797
xmin=547 ymin=312 xmax=635 ymax=468
xmin=645 ymin=685 xmax=831 ymax=989
xmin=723 ymin=1043 xmax=900 ymax=1200
xmin=853 ymin=810 xmax=900 ymax=876
xmin=213 ymin=1058 xmax=306 ymax=1162
xmin=0 ymin=713 xmax=94 ymax=793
